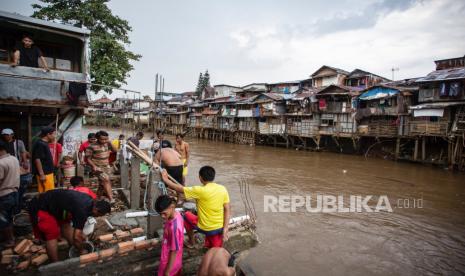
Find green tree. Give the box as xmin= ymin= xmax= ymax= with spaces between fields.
xmin=32 ymin=0 xmax=141 ymax=93
xmin=202 ymin=70 xmax=210 ymax=89
xmin=195 ymin=72 xmax=203 ymax=97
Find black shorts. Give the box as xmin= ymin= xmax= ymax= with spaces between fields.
xmin=165 ymin=165 xmax=184 ymax=185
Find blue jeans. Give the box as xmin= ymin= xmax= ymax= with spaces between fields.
xmin=17 ymin=173 xmax=32 ymax=212
xmin=0 ymin=192 xmax=18 ymax=229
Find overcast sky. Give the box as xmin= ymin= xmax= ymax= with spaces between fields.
xmin=3 ymin=0 xmax=465 ymax=99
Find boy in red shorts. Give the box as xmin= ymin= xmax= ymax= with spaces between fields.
xmin=161 ymin=165 xmax=230 ymax=248
xmin=28 ymin=189 xmax=111 ymax=262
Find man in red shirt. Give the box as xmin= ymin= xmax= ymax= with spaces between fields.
xmin=48 ymin=138 xmax=63 ymax=187
xmin=78 ymin=133 xmax=96 ymax=176
xmin=48 ymin=142 xmax=62 ymax=167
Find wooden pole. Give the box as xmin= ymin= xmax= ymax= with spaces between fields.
xmin=414 ymin=138 xmax=419 ymax=161
xmin=27 ymin=109 xmax=32 ymax=152
xmin=130 ymin=155 xmax=140 ymax=209
xmin=395 ymin=137 xmax=400 ymax=160
xmin=422 ymin=136 xmax=426 ymax=161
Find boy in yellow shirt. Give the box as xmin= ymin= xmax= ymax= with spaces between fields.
xmin=161 ymin=165 xmax=230 ymax=248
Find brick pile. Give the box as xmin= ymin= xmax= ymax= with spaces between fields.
xmin=1 ymin=238 xmax=52 ymax=271
xmin=1 ymin=226 xmax=149 ymax=271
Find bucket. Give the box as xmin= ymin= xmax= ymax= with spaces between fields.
xmin=69 ymin=241 xmax=94 ymax=258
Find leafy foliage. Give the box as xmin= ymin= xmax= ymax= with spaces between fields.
xmin=32 ymin=0 xmax=141 ymax=93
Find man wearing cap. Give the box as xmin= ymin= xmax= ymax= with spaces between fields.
xmin=32 ymin=127 xmax=56 ymax=193
xmin=0 ymin=140 xmax=20 ymax=248
xmin=12 ymin=34 xmax=49 ymax=71
xmin=28 ymin=189 xmax=111 ymax=262
xmin=1 ymin=128 xmax=32 ymax=212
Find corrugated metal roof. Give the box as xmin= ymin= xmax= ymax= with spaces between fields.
xmin=416 ymin=67 xmax=465 ymax=82
xmin=317 ymin=84 xmax=363 ymax=96
xmin=409 ymin=101 xmax=465 ymax=110
xmin=311 ymin=65 xmax=350 ymax=77
xmin=0 ymin=10 xmax=90 ymax=35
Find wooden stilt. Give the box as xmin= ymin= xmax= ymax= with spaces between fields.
xmin=395 ymin=137 xmax=400 ymax=160
xmin=421 ymin=136 xmax=426 ymax=161
xmin=414 ymin=139 xmax=419 ymax=161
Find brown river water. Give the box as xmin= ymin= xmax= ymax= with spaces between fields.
xmin=84 ymin=127 xmax=465 ymax=276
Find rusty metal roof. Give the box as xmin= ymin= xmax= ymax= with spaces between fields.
xmin=0 ymin=10 xmax=90 ymax=35
xmin=416 ymin=67 xmax=465 ymax=82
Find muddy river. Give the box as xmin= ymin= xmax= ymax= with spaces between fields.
xmin=84 ymin=126 xmax=465 ymax=275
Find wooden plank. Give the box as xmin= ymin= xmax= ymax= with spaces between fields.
xmin=120 ymin=150 xmax=129 ymax=189
xmin=130 ymin=156 xmax=140 ymax=209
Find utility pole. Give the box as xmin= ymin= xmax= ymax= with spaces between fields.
xmin=154 ymin=73 xmax=158 ymax=135
xmin=391 ymin=67 xmax=399 ymax=81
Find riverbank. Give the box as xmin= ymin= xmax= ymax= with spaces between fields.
xmin=83 ymin=126 xmax=465 ymax=275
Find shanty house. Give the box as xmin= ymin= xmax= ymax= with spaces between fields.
xmin=254 ymin=93 xmax=287 ymax=135
xmin=286 ymin=89 xmax=320 ymax=137
xmin=0 ymin=11 xmax=90 ymax=156
xmin=316 ymin=85 xmax=362 ymax=136
xmin=355 ymin=84 xmax=418 ymax=137
xmin=311 ymin=65 xmax=349 ymax=88
xmin=409 ymin=59 xmax=465 ymax=137
xmin=345 ymin=69 xmax=389 ymax=88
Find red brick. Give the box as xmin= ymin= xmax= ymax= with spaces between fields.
xmin=99 ymin=247 xmax=117 ymax=259
xmin=80 ymin=252 xmax=99 ymax=264
xmin=14 ymin=239 xmax=33 ymax=255
xmin=150 ymin=239 xmax=160 ymax=247
xmin=30 ymin=245 xmax=43 ymax=253
xmin=1 ymin=254 xmax=16 ymax=264
xmin=129 ymin=227 xmax=144 ymax=236
xmin=115 ymin=230 xmax=131 ymax=240
xmin=1 ymin=248 xmax=13 ymax=256
xmin=32 ymin=254 xmax=49 ymax=266
xmin=98 ymin=234 xmax=114 ymax=242
xmin=134 ymin=240 xmax=151 ymax=250
xmin=16 ymin=260 xmax=30 ymax=270
xmin=118 ymin=241 xmax=135 ymax=254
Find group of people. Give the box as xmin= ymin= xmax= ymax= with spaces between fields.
xmin=1 ymin=127 xmax=235 ymax=275
xmin=0 ymin=126 xmax=63 ymax=248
